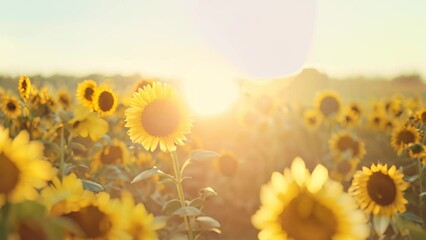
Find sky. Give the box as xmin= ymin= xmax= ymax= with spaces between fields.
xmin=1 ymin=0 xmax=426 ymax=80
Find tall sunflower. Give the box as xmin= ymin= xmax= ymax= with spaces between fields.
xmin=0 ymin=127 xmax=54 ymax=206
xmin=349 ymin=163 xmax=408 ymax=216
xmin=18 ymin=75 xmax=31 ymax=101
xmin=315 ymin=91 xmax=341 ymax=118
xmin=57 ymin=90 xmax=72 ymax=110
xmin=252 ymin=157 xmax=369 ymax=240
xmin=91 ymin=139 xmax=129 ymax=171
xmin=125 ymin=82 xmax=192 ymax=152
xmin=92 ymin=86 xmax=118 ymax=116
xmin=391 ymin=125 xmax=420 ymax=155
xmin=1 ymin=95 xmax=21 ymax=119
xmin=76 ymin=80 xmax=97 ymax=108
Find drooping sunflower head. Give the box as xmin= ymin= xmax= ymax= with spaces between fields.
xmin=76 ymin=80 xmax=97 ymax=108
xmin=329 ymin=132 xmax=366 ymax=161
xmin=125 ymin=82 xmax=192 ymax=152
xmin=349 ymin=163 xmax=409 ymax=216
xmin=1 ymin=95 xmax=21 ymax=119
xmin=18 ymin=75 xmax=32 ymax=101
xmin=391 ymin=125 xmax=420 ymax=155
xmin=92 ymin=139 xmax=129 ymax=171
xmin=133 ymin=79 xmax=156 ymax=92
xmin=0 ymin=127 xmax=54 ymax=206
xmin=252 ymin=157 xmax=369 ymax=240
xmin=315 ymin=91 xmax=341 ymax=118
xmin=93 ymin=86 xmax=118 ymax=116
xmin=57 ymin=90 xmax=72 ymax=110
xmin=303 ymin=108 xmax=323 ymax=130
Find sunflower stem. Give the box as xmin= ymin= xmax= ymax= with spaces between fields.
xmin=60 ymin=125 xmax=65 ymax=180
xmin=0 ymin=201 xmax=11 ymax=239
xmin=171 ymin=150 xmax=194 ymax=240
xmin=417 ymin=157 xmax=424 ymax=224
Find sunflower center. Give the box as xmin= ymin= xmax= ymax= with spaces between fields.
xmin=6 ymin=102 xmax=17 ymax=111
xmin=84 ymin=87 xmax=94 ymax=101
xmin=0 ymin=153 xmax=20 ymax=194
xmin=367 ymin=172 xmax=397 ymax=206
xmin=63 ymin=205 xmax=112 ymax=238
xmin=98 ymin=91 xmax=114 ymax=111
xmin=100 ymin=146 xmax=123 ymax=164
xmin=410 ymin=144 xmax=424 ymax=154
xmin=319 ymin=96 xmax=339 ymax=116
xmin=141 ymin=100 xmax=180 ymax=137
xmin=21 ymin=80 xmax=28 ymax=92
xmin=18 ymin=221 xmax=48 ymax=240
xmin=336 ymin=136 xmax=353 ymax=152
xmin=397 ymin=130 xmax=416 ymax=145
xmin=280 ymin=193 xmax=337 ymax=240
xmin=421 ymin=112 xmax=426 ymax=123
xmin=308 ymin=116 xmax=317 ymax=125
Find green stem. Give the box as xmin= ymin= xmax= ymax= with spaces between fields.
xmin=60 ymin=126 xmax=65 ymax=180
xmin=418 ymin=157 xmax=424 ymax=225
xmin=0 ymin=201 xmax=11 ymax=239
xmin=171 ymin=150 xmax=194 ymax=240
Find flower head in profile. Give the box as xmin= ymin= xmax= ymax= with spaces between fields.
xmin=18 ymin=75 xmax=32 ymax=101
xmin=252 ymin=157 xmax=369 ymax=240
xmin=125 ymin=82 xmax=192 ymax=152
xmin=69 ymin=105 xmax=108 ymax=141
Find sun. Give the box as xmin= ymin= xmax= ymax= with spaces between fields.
xmin=183 ymin=78 xmax=239 ymax=116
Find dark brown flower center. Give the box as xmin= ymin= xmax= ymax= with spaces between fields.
xmin=141 ymin=100 xmax=180 ymax=137
xmin=397 ymin=129 xmax=416 ymax=145
xmin=280 ymin=193 xmax=337 ymax=240
xmin=84 ymin=87 xmax=94 ymax=101
xmin=319 ymin=96 xmax=339 ymax=116
xmin=6 ymin=101 xmax=17 ymax=111
xmin=21 ymin=79 xmax=28 ymax=92
xmin=100 ymin=146 xmax=123 ymax=164
xmin=410 ymin=144 xmax=424 ymax=154
xmin=98 ymin=91 xmax=114 ymax=111
xmin=0 ymin=153 xmax=20 ymax=194
xmin=367 ymin=172 xmax=397 ymax=206
xmin=63 ymin=205 xmax=111 ymax=238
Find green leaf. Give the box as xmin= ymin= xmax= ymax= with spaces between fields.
xmin=172 ymin=206 xmax=203 ymax=217
xmin=419 ymin=192 xmax=426 ymax=200
xmin=163 ymin=199 xmax=182 ymax=215
xmin=196 ymin=216 xmax=221 ymax=231
xmin=131 ymin=167 xmax=175 ymax=184
xmin=180 ymin=159 xmax=192 ymax=175
xmin=68 ymin=142 xmax=87 ymax=152
xmin=189 ymin=198 xmax=204 ymax=208
xmin=82 ymin=179 xmax=104 ymax=192
xmin=190 ymin=150 xmax=220 ymax=161
xmin=200 ymin=187 xmax=218 ymax=199
xmin=406 ymin=174 xmax=420 ymax=182
xmin=400 ymin=212 xmax=424 ymax=224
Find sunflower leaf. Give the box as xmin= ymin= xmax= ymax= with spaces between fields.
xmin=131 ymin=167 xmax=175 ymax=183
xmin=172 ymin=206 xmax=203 ymax=217
xmin=163 ymin=199 xmax=182 ymax=215
xmin=68 ymin=142 xmax=87 ymax=152
xmin=406 ymin=174 xmax=420 ymax=182
xmin=180 ymin=159 xmax=192 ymax=175
xmin=196 ymin=216 xmax=221 ymax=231
xmin=82 ymin=179 xmax=104 ymax=192
xmin=199 ymin=187 xmax=218 ymax=200
xmin=190 ymin=150 xmax=220 ymax=162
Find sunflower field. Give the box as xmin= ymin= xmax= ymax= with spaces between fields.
xmin=0 ymin=69 xmax=426 ymax=240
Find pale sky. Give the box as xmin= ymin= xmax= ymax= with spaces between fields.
xmin=1 ymin=0 xmax=425 ymax=79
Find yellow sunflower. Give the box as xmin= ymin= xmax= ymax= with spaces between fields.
xmin=349 ymin=102 xmax=362 ymax=118
xmin=329 ymin=132 xmax=366 ymax=161
xmin=415 ymin=109 xmax=426 ymax=124
xmin=369 ymin=113 xmax=385 ymax=130
xmin=18 ymin=75 xmax=31 ymax=101
xmin=69 ymin=105 xmax=109 ymax=141
xmin=0 ymin=127 xmax=54 ymax=206
xmin=125 ymin=82 xmax=192 ymax=152
xmin=120 ymin=191 xmax=161 ymax=240
xmin=92 ymin=86 xmax=118 ymax=116
xmin=349 ymin=163 xmax=409 ymax=216
xmin=133 ymin=79 xmax=155 ymax=92
xmin=407 ymin=143 xmax=426 ymax=159
xmin=338 ymin=111 xmax=359 ymax=128
xmin=58 ymin=90 xmax=72 ymax=110
xmin=92 ymin=139 xmax=129 ymax=171
xmin=330 ymin=158 xmax=360 ymax=182
xmin=315 ymin=91 xmax=342 ymax=118
xmin=252 ymin=157 xmax=369 ymax=240
xmin=391 ymin=125 xmax=420 ymax=155
xmin=76 ymin=80 xmax=97 ymax=108
xmin=1 ymin=95 xmax=21 ymax=119
xmin=303 ymin=108 xmax=323 ymax=130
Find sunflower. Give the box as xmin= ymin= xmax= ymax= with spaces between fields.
xmin=213 ymin=151 xmax=239 ymax=177
xmin=92 ymin=139 xmax=129 ymax=171
xmin=58 ymin=90 xmax=72 ymax=110
xmin=0 ymin=127 xmax=54 ymax=206
xmin=92 ymin=86 xmax=118 ymax=116
xmin=315 ymin=91 xmax=341 ymax=118
xmin=349 ymin=163 xmax=408 ymax=216
xmin=69 ymin=105 xmax=109 ymax=141
xmin=415 ymin=109 xmax=426 ymax=124
xmin=303 ymin=108 xmax=323 ymax=130
xmin=391 ymin=125 xmax=420 ymax=155
xmin=407 ymin=143 xmax=426 ymax=159
xmin=1 ymin=95 xmax=21 ymax=119
xmin=330 ymin=158 xmax=360 ymax=182
xmin=252 ymin=157 xmax=369 ymax=240
xmin=125 ymin=82 xmax=192 ymax=152
xmin=76 ymin=80 xmax=97 ymax=108
xmin=329 ymin=132 xmax=366 ymax=161
xmin=120 ymin=192 xmax=160 ymax=240
xmin=133 ymin=79 xmax=155 ymax=92
xmin=349 ymin=102 xmax=362 ymax=118
xmin=338 ymin=111 xmax=358 ymax=128
xmin=18 ymin=75 xmax=31 ymax=101
xmin=369 ymin=113 xmax=385 ymax=130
